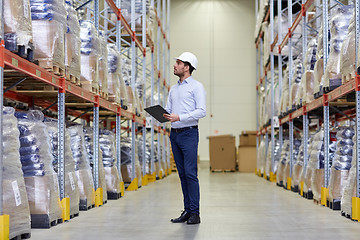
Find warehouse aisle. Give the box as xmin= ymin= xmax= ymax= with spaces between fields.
xmin=31 ymin=162 xmax=360 ymax=240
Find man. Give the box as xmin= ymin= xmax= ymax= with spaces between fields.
xmin=164 ymin=52 xmax=206 ymax=225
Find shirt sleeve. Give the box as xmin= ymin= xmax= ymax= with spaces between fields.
xmin=165 ymin=88 xmax=172 ymax=114
xmin=179 ymin=83 xmax=206 ymax=121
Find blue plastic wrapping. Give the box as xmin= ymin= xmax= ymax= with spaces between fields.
xmin=30 ymin=0 xmax=66 ymax=69
xmin=15 ymin=110 xmax=62 ymax=226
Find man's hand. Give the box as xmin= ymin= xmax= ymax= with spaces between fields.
xmin=163 ymin=113 xmax=180 ymax=122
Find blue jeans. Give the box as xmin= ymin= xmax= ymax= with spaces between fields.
xmin=170 ymin=128 xmax=200 ymax=214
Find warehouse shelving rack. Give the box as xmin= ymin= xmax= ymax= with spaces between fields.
xmin=0 ymin=0 xmax=171 ymax=236
xmin=255 ymin=0 xmax=360 ymax=221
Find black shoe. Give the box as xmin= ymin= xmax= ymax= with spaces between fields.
xmin=186 ymin=213 xmax=200 ymax=224
xmin=171 ymin=211 xmax=191 ymax=223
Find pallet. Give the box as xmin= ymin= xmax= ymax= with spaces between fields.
xmin=326 ymin=199 xmax=341 ymax=211
xmin=291 ymin=185 xmax=299 ymax=193
xmin=313 ymin=198 xmax=321 ymax=205
xmin=107 ymin=191 xmax=121 ymax=200
xmin=30 ymin=214 xmax=62 ymax=229
xmin=38 ymin=60 xmax=65 ymax=77
xmin=342 ymin=71 xmax=355 ymax=84
xmin=79 ymin=199 xmax=96 ymax=211
xmin=10 ymin=232 xmax=31 ymax=240
xmin=91 ymin=86 xmax=100 ymax=95
xmin=70 ymin=212 xmax=80 ymax=219
xmin=65 ymin=73 xmax=81 ymax=86
xmin=210 ymin=168 xmax=236 ymax=173
xmin=276 ymin=181 xmax=283 ymax=187
xmin=100 ymin=91 xmax=108 ymax=100
xmin=303 ymin=190 xmax=313 ymax=200
xmin=341 ymin=211 xmax=352 ymax=220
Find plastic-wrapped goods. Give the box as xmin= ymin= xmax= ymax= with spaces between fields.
xmin=2 ymin=107 xmax=31 ymax=238
xmin=276 ymin=140 xmax=289 ymax=186
xmin=83 ymin=127 xmax=107 ymax=203
xmin=107 ymin=44 xmax=129 ymax=107
xmin=99 ymin=32 xmax=108 ymax=98
xmin=328 ymin=126 xmax=354 ymax=206
xmin=341 ymin=11 xmax=355 ymax=84
xmin=292 ymin=135 xmax=313 ymax=189
xmin=254 ymin=0 xmax=269 ymax=40
xmin=45 ymin=118 xmax=80 ymax=217
xmin=341 ymin=130 xmax=356 ymax=217
xmin=122 ymin=58 xmax=139 ymax=114
xmin=120 ymin=0 xmax=150 ymax=31
xmin=313 ymin=22 xmax=328 ymax=95
xmin=4 ymin=0 xmax=33 ymax=54
xmin=289 ymin=56 xmax=303 ymax=109
xmin=262 ymin=22 xmax=270 ymax=69
xmin=99 ymin=129 xmax=122 ymax=197
xmin=154 ymin=140 xmax=164 ymax=179
xmin=323 ymin=5 xmax=353 ymax=91
xmin=283 ymin=138 xmax=302 ymax=186
xmin=265 ymin=73 xmax=280 ymax=122
xmin=30 ymin=0 xmax=66 ymax=69
xmin=307 ymin=128 xmax=338 ymax=201
xmin=121 ymin=137 xmax=142 ymax=186
xmin=256 ymin=136 xmax=267 ymax=176
xmin=135 ymin=77 xmax=145 ymax=118
xmin=80 ymin=20 xmax=100 ymax=93
xmin=15 ymin=110 xmax=62 ymax=227
xmin=138 ymin=137 xmax=151 ymax=175
xmin=65 ymin=0 xmax=81 ymax=81
xmin=279 ymin=64 xmax=290 ymax=114
xmin=68 ymin=125 xmax=95 ymax=210
xmin=264 ymin=139 xmax=281 ymax=178
xmin=298 ymin=39 xmax=317 ymax=105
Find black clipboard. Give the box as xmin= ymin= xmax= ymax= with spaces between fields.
xmin=144 ymin=105 xmax=170 ymax=123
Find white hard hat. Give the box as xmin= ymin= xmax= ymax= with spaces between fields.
xmin=175 ymin=52 xmax=198 ymax=70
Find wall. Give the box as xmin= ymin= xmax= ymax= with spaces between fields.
xmin=170 ymin=0 xmax=256 ymax=160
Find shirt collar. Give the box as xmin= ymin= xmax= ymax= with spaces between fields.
xmin=177 ymin=76 xmax=193 ymax=85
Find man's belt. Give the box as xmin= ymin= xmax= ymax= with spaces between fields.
xmin=171 ymin=125 xmax=198 ymax=133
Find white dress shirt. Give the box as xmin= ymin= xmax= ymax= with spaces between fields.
xmin=165 ymin=76 xmax=206 ymax=128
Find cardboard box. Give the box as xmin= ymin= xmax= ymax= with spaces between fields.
xmin=237 ymin=146 xmax=256 ymax=172
xmin=209 ymin=135 xmax=236 ymax=170
xmin=239 ymin=131 xmax=257 ymax=146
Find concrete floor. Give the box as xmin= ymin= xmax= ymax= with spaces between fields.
xmin=31 ymin=161 xmax=360 ymax=240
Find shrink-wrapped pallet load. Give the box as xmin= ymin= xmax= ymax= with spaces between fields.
xmin=306 ymin=128 xmax=337 ymax=202
xmin=154 ymin=140 xmax=164 ymax=179
xmin=328 ymin=126 xmax=354 ymax=209
xmin=341 ymin=131 xmax=357 ymax=217
xmin=264 ymin=139 xmax=281 ymax=179
xmin=30 ymin=0 xmax=66 ymax=70
xmin=256 ymin=136 xmax=266 ymax=176
xmin=276 ymin=140 xmax=289 ymax=186
xmin=322 ymin=5 xmax=353 ymax=92
xmin=292 ymin=135 xmax=312 ymax=190
xmin=121 ymin=137 xmax=142 ymax=187
xmin=68 ymin=125 xmax=95 ymax=210
xmin=122 ymin=58 xmax=139 ymax=114
xmin=4 ymin=0 xmax=33 ymax=59
xmin=341 ymin=11 xmax=355 ymax=83
xmin=3 ymin=107 xmax=31 ymax=238
xmin=65 ymin=0 xmax=81 ymax=82
xmin=262 ymin=22 xmax=270 ymax=69
xmin=289 ymin=56 xmax=303 ymax=110
xmin=283 ymin=138 xmax=302 ymax=188
xmin=83 ymin=127 xmax=107 ymax=204
xmin=15 ymin=110 xmax=62 ymax=228
xmin=98 ymin=32 xmax=108 ymax=99
xmin=99 ymin=129 xmax=122 ymax=199
xmin=138 ymin=138 xmax=152 ymax=175
xmin=80 ymin=20 xmax=100 ymax=93
xmin=45 ymin=118 xmax=80 ymax=218
xmin=107 ymin=44 xmax=128 ymax=107
xmin=279 ymin=64 xmax=290 ymax=114
xmin=297 ymin=38 xmax=317 ymax=105
xmin=313 ymin=22 xmax=327 ymax=96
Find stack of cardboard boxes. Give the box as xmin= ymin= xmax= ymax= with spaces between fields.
xmin=238 ymin=131 xmax=257 ymax=173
